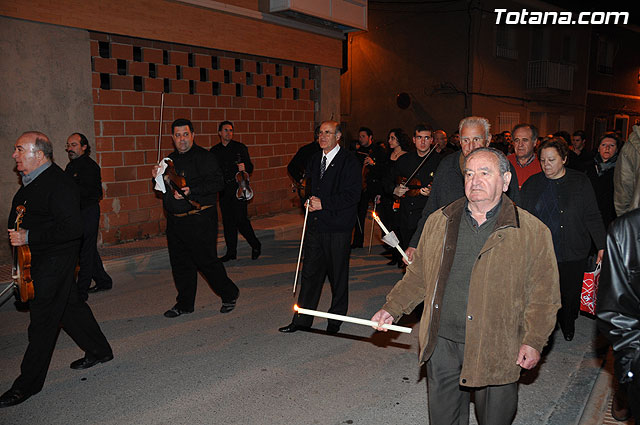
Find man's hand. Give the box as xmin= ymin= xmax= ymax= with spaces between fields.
xmin=371 ymin=309 xmax=394 ymax=332
xmin=237 ymin=162 xmax=246 ymax=172
xmin=393 ymin=185 xmax=408 ymax=197
xmin=404 ymin=247 xmax=416 ymax=265
xmin=7 ymin=229 xmax=27 ymax=246
xmin=516 ymin=344 xmax=540 ymax=369
xmin=364 ymin=156 xmax=374 ymax=167
xmin=152 ymin=164 xmax=161 ymax=179
xmin=419 ymin=186 xmax=431 ymax=197
xmin=308 ymin=196 xmax=322 ymax=211
xmin=596 ymin=249 xmax=604 ymax=264
xmin=173 ymin=186 xmax=190 ymax=199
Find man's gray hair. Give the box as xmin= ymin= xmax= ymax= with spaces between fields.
xmin=465 ymin=147 xmax=510 ymax=175
xmin=23 ymin=131 xmax=53 ymax=160
xmin=459 ymin=116 xmax=491 ymax=140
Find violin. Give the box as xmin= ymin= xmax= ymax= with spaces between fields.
xmin=235 ymin=154 xmax=254 ymax=201
xmin=396 ymin=175 xmax=428 ymax=197
xmin=163 ymin=159 xmax=202 ymax=210
xmin=12 ymin=205 xmax=34 ymax=303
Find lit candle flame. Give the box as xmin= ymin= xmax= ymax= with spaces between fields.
xmin=372 ymin=211 xmax=378 ymax=219
xmin=294 ymin=304 xmax=299 ymax=312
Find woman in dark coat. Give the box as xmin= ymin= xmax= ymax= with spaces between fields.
xmin=586 ymin=132 xmax=621 ymax=229
xmin=520 ymin=137 xmax=606 ymax=341
xmin=380 ymin=128 xmax=409 ymax=265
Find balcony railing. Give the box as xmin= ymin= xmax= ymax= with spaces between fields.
xmin=527 ymin=60 xmax=574 ymax=91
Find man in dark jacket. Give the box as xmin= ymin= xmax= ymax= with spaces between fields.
xmin=1 ymin=131 xmax=113 ymax=408
xmin=152 ymin=119 xmax=239 ymax=318
xmin=597 ymin=208 xmax=640 ymax=422
xmin=351 ymin=126 xmax=387 ymax=248
xmin=211 ymin=120 xmax=261 ymax=262
xmin=279 ymin=120 xmax=361 ymax=334
xmin=65 ymin=132 xmax=112 ymax=299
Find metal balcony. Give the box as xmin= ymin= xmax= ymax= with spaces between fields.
xmin=527 ymin=60 xmax=574 ymax=91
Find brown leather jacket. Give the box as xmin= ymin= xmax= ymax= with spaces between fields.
xmin=382 ymin=194 xmax=560 ymax=387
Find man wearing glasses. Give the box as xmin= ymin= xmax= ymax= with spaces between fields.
xmin=405 ymin=117 xmax=520 ymax=263
xmin=387 ymin=124 xmax=443 ymax=264
xmin=279 ymin=121 xmax=361 ymax=334
xmin=64 ymin=133 xmax=113 ymax=299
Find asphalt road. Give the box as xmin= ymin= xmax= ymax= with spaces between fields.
xmin=0 ymin=234 xmax=604 ymax=424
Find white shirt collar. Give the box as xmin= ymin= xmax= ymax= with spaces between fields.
xmin=322 ymin=144 xmax=340 ymax=168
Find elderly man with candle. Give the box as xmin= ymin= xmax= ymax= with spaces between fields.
xmin=372 ymin=147 xmax=560 ymax=425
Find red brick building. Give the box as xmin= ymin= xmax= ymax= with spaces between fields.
xmin=0 ymin=0 xmax=365 ymax=257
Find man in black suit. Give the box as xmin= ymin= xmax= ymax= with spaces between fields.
xmin=1 ymin=131 xmax=113 ymax=408
xmin=65 ymin=132 xmax=113 ymax=299
xmin=279 ymin=120 xmax=361 ymax=334
xmin=211 ymin=120 xmax=261 ymax=262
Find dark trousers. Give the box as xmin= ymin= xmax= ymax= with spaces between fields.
xmin=219 ymin=188 xmax=260 ymax=255
xmin=353 ymin=190 xmax=376 ymax=246
xmin=77 ymin=203 xmax=112 ymax=299
xmin=427 ymin=337 xmax=518 ymax=425
xmin=167 ymin=207 xmax=239 ymax=311
xmin=12 ymin=249 xmax=112 ymax=395
xmin=293 ymin=230 xmax=351 ymax=329
xmin=557 ymin=259 xmax=587 ymax=334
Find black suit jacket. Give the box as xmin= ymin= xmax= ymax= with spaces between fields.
xmin=306 ymin=146 xmax=361 ymax=233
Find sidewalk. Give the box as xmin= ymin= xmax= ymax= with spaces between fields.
xmin=0 ymin=210 xmax=304 ymax=283
xmin=0 ymin=208 xmax=624 ymax=424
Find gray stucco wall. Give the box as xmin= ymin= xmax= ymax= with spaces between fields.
xmin=0 ymin=16 xmax=95 ymax=263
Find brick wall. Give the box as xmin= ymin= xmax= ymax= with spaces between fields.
xmin=89 ymin=32 xmax=316 ymax=244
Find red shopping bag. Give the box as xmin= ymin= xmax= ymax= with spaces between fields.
xmin=580 ymin=262 xmax=601 ymax=316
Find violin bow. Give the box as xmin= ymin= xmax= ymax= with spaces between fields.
xmin=156 ymin=92 xmax=165 ymax=163
xmin=403 ymin=145 xmax=437 ymax=184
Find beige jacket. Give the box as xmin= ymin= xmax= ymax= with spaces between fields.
xmin=382 ymin=195 xmax=560 ymax=387
xmin=614 ymin=125 xmax=640 ymax=215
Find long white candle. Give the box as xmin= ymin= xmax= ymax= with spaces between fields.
xmin=372 ymin=212 xmax=411 ymax=264
xmin=372 ymin=213 xmax=390 ymax=234
xmin=294 ymin=305 xmax=412 ymax=334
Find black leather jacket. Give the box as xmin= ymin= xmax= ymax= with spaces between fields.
xmin=597 ymin=208 xmax=640 ymax=384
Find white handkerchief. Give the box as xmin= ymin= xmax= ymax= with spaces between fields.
xmin=154 ymin=158 xmax=171 ymax=193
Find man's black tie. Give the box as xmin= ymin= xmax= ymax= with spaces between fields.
xmin=320 ymin=155 xmax=327 ymax=179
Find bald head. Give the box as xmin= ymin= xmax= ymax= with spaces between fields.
xmin=13 ymin=131 xmax=53 ymax=175
xmin=318 ymin=120 xmax=342 ymax=154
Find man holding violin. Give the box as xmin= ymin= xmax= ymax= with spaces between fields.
xmin=2 ymin=131 xmax=113 ymax=407
xmin=152 ymin=119 xmax=239 ymax=318
xmin=352 ymin=127 xmax=387 ymax=249
xmin=211 ymin=120 xmax=261 ymax=262
xmin=385 ymin=124 xmax=443 ymax=261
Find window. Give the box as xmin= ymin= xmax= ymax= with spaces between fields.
xmin=596 ymin=36 xmax=615 ymax=74
xmin=496 ymin=25 xmax=518 ymax=59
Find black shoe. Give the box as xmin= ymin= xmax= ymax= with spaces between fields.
xmin=220 ymin=297 xmax=238 ymax=313
xmin=70 ymin=353 xmax=114 ymax=370
xmin=563 ymin=331 xmax=574 ymax=341
xmin=0 ymin=388 xmax=31 ymax=408
xmin=164 ymin=306 xmax=193 ymax=318
xmin=611 ymin=383 xmax=630 ymax=421
xmin=351 ymin=243 xmax=363 ymax=249
xmin=326 ymin=324 xmax=341 ymax=335
xmin=278 ymin=323 xmax=308 ymax=333
xmin=87 ymin=285 xmax=112 ymax=293
xmin=387 ymin=259 xmax=397 ymax=266
xmin=251 ymin=245 xmax=261 ymax=260
xmin=220 ymin=252 xmax=237 ymax=262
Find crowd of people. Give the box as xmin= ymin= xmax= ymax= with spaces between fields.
xmin=3 ymin=117 xmax=638 ymax=425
